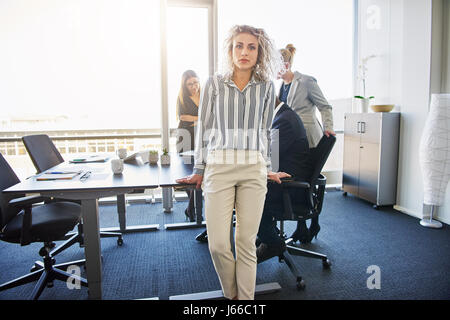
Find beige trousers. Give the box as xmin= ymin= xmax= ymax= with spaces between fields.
xmin=202 ymin=150 xmax=267 ymax=300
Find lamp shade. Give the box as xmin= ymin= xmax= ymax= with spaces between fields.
xmin=418 ymin=94 xmax=450 ymax=206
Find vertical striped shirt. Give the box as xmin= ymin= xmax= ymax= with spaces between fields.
xmin=193 ymin=74 xmax=276 ymax=175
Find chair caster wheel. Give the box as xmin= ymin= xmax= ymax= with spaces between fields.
xmin=296 ymin=278 xmax=305 ymax=290
xmin=322 ymin=259 xmax=332 ymax=269
xmin=117 ymin=238 xmax=123 ymax=246
xmin=343 ymin=192 xmax=348 ymax=196
xmin=373 ymin=205 xmax=379 ymax=210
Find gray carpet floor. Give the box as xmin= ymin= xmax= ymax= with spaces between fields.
xmin=0 ymin=190 xmax=449 ymax=300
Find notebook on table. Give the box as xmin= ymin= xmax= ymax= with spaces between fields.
xmin=36 ymin=171 xmax=83 ymax=181
xmin=69 ymin=155 xmax=110 ymax=163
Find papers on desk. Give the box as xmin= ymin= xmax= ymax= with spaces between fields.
xmin=37 ymin=171 xmax=82 ymax=181
xmin=124 ymin=152 xmax=139 ymax=162
xmin=69 ymin=155 xmax=110 ymax=163
xmin=124 ymin=150 xmax=150 ymax=163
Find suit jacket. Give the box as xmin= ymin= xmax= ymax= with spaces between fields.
xmin=278 ymin=71 xmax=333 ymax=148
xmin=264 ymin=103 xmax=311 ymax=217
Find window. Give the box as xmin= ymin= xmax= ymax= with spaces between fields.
xmin=0 ymin=0 xmax=161 ymax=132
xmin=167 ymin=6 xmax=210 ymax=130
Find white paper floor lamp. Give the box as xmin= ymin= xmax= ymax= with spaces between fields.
xmin=418 ymin=94 xmax=450 ymax=228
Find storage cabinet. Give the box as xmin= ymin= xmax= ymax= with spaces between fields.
xmin=342 ymin=113 xmax=400 ymax=207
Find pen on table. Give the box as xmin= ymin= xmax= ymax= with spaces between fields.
xmin=47 ymin=171 xmax=80 ymax=174
xmin=79 ymin=171 xmax=91 ymax=181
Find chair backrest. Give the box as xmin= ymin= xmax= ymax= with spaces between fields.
xmin=280 ymin=135 xmax=336 ymax=221
xmin=306 ymin=135 xmax=336 ymax=185
xmin=22 ymin=134 xmax=64 ymax=173
xmin=0 ymin=153 xmax=23 ymax=229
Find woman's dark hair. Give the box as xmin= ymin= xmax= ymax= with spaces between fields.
xmin=178 ymin=70 xmax=199 ymax=107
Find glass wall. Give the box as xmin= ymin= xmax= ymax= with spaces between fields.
xmin=0 ymin=0 xmax=162 ymax=179
xmin=1 ymin=0 xmax=354 ymax=184
xmin=0 ymin=0 xmax=161 ymax=132
xmin=167 ymin=6 xmax=209 ymax=130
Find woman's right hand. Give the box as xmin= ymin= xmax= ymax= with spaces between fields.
xmin=176 ymin=174 xmax=203 ymax=189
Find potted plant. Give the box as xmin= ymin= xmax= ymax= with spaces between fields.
xmin=160 ymin=148 xmax=170 ymax=166
xmin=149 ymin=150 xmax=159 ymax=164
xmin=354 ymin=55 xmax=377 ymax=113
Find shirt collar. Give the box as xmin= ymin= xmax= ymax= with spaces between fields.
xmin=224 ymin=74 xmax=259 ymax=90
xmin=273 ymin=102 xmax=284 ymax=119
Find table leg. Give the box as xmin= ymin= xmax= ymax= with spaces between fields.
xmin=101 ymin=193 xmax=159 ymax=234
xmin=164 ymin=187 xmax=205 ymax=230
xmin=81 ymin=199 xmax=102 ymax=300
xmin=162 ymin=187 xmax=173 ymax=213
xmin=116 ymin=194 xmax=126 ymax=232
xmin=194 ymin=188 xmax=203 ymax=224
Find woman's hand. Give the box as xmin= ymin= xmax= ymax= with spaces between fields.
xmin=324 ymin=130 xmax=336 ymax=137
xmin=176 ymin=174 xmax=203 ymax=189
xmin=267 ymin=171 xmax=291 ymax=184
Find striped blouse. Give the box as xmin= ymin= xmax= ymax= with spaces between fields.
xmin=193 ymin=74 xmax=276 ymax=175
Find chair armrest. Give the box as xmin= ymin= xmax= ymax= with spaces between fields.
xmin=281 ymin=181 xmax=310 ymax=189
xmin=9 ymin=195 xmax=46 ymax=208
xmin=20 ymin=206 xmax=33 ymax=246
xmin=48 ymin=197 xmax=81 ymax=205
xmin=314 ymin=174 xmax=327 ymax=186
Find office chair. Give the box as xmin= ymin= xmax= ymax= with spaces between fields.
xmin=0 ymin=153 xmax=87 ymax=300
xmin=269 ymin=135 xmax=336 ymax=290
xmin=22 ymin=134 xmax=123 ymax=257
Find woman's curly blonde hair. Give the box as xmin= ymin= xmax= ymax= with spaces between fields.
xmin=222 ymin=25 xmax=283 ymax=82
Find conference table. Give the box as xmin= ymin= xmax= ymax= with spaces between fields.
xmin=3 ymin=154 xmax=199 ymax=299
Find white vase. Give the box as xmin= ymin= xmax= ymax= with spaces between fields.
xmin=160 ymin=154 xmax=170 ymax=166
xmin=352 ymin=98 xmax=370 ymax=113
xmin=361 ymin=98 xmax=370 ymax=113
xmin=418 ymin=93 xmax=450 ymax=228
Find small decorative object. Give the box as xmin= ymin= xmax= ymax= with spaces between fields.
xmin=160 ymin=148 xmax=170 ymax=166
xmin=354 ymin=54 xmax=377 ymax=113
xmin=149 ymin=150 xmax=159 ymax=164
xmin=117 ymin=148 xmax=127 ymax=159
xmin=418 ymin=93 xmax=450 ymax=229
xmin=111 ymin=159 xmax=124 ymax=174
xmin=371 ymin=104 xmax=394 ymax=113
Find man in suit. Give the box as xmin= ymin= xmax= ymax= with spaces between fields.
xmin=256 ymin=98 xmax=311 ymax=262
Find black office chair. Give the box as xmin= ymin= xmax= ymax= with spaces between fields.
xmin=270 ymin=135 xmax=336 ymax=290
xmin=22 ymin=134 xmax=123 ymax=257
xmin=0 ymin=153 xmax=87 ymax=300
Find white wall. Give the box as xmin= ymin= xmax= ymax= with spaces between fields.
xmin=358 ymin=0 xmax=449 ymax=224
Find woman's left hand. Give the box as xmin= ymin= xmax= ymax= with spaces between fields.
xmin=324 ymin=130 xmax=336 ymax=137
xmin=268 ymin=171 xmax=291 ymax=184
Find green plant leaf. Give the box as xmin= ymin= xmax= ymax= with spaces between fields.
xmin=354 ymin=95 xmax=365 ymax=99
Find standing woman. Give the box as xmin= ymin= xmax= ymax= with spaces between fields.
xmin=177 ymin=25 xmax=288 ymax=300
xmin=176 ymin=70 xmax=200 ymax=221
xmin=176 ymin=70 xmax=200 ymax=154
xmin=279 ymin=44 xmax=335 ymax=243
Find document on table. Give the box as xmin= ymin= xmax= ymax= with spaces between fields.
xmin=37 ymin=171 xmax=82 ymax=181
xmin=69 ymin=155 xmax=110 ymax=163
